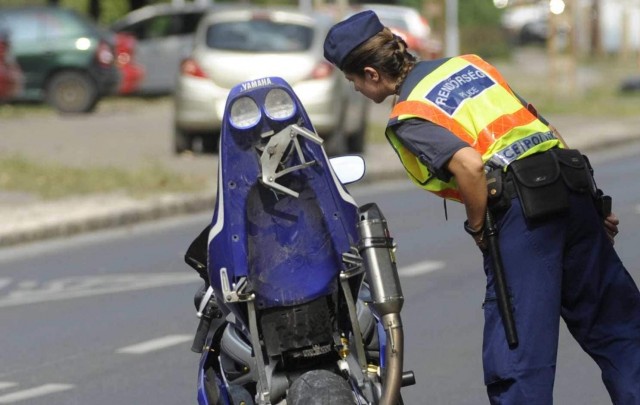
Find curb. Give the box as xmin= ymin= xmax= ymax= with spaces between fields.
xmin=0 ymin=192 xmax=216 ymax=247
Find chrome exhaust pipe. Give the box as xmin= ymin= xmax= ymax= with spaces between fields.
xmin=357 ymin=203 xmax=405 ymax=405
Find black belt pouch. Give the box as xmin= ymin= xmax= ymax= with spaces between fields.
xmin=508 ymin=151 xmax=569 ymax=221
xmin=550 ymin=148 xmax=593 ymax=193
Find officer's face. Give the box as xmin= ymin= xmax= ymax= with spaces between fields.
xmin=345 ymin=68 xmax=394 ymax=104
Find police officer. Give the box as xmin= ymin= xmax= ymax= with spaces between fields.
xmin=323 ymin=10 xmax=640 ymax=404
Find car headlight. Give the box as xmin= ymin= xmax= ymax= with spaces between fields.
xmin=229 ymin=96 xmax=261 ymax=129
xmin=264 ymin=89 xmax=296 ymax=121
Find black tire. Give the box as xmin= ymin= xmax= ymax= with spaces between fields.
xmin=46 ymin=71 xmax=99 ymax=114
xmin=227 ymin=384 xmax=254 ymax=405
xmin=203 ymin=367 xmax=223 ymax=404
xmin=287 ymin=370 xmax=355 ymax=405
xmin=174 ymin=126 xmax=193 ymax=154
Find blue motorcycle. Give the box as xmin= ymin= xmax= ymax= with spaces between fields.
xmin=184 ymin=77 xmax=414 ymax=405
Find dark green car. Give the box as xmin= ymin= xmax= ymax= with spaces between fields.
xmin=0 ymin=6 xmax=119 ymax=113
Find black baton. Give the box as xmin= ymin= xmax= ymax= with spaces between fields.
xmin=484 ymin=210 xmax=519 ymax=349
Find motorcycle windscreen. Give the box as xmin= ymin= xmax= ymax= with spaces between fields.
xmin=246 ymin=175 xmax=339 ymax=309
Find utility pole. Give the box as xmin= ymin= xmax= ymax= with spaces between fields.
xmin=619 ymin=0 xmax=631 ymax=62
xmin=444 ymin=0 xmax=459 ymax=56
xmin=548 ymin=0 xmax=578 ymax=96
xmin=590 ymin=0 xmax=602 ymax=56
xmin=89 ymin=0 xmax=100 ymax=21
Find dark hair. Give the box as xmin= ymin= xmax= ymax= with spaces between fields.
xmin=341 ymin=27 xmax=417 ymax=93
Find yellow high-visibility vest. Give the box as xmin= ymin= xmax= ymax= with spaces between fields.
xmin=386 ymin=54 xmax=560 ymax=202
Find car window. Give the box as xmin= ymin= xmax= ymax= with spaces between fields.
xmin=124 ymin=12 xmax=204 ymax=40
xmin=143 ymin=15 xmax=174 ymax=39
xmin=377 ymin=15 xmax=410 ymax=32
xmin=0 ymin=11 xmax=40 ymax=42
xmin=175 ymin=12 xmax=205 ymax=35
xmin=43 ymin=10 xmax=89 ymax=39
xmin=0 ymin=9 xmax=88 ymax=43
xmin=116 ymin=20 xmax=144 ymax=38
xmin=206 ymin=20 xmax=313 ymax=52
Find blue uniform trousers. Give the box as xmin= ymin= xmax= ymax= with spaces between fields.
xmin=481 ymin=192 xmax=640 ymax=404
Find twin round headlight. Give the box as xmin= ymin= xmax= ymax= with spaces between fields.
xmin=228 ymin=89 xmax=297 ymax=130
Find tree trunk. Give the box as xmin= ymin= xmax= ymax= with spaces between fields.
xmin=129 ymin=0 xmax=149 ymax=11
xmin=89 ymin=0 xmax=101 ymax=22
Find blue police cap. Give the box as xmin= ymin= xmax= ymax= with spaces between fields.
xmin=324 ymin=10 xmax=384 ymax=68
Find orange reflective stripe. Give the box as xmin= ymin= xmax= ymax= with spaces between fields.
xmin=391 ymin=100 xmax=477 ymax=147
xmin=478 ymin=107 xmax=538 ymax=148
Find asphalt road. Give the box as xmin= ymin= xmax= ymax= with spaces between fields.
xmin=0 ymin=143 xmax=638 ymax=404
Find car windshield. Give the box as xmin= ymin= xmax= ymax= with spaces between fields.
xmin=377 ymin=15 xmax=410 ymax=32
xmin=0 ymin=9 xmax=89 ymax=42
xmin=206 ymin=20 xmax=313 ymax=52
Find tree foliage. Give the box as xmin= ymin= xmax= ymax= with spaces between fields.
xmin=458 ymin=0 xmax=503 ymax=26
xmin=383 ymin=0 xmax=509 ymax=58
xmin=457 ymin=0 xmax=509 ymax=58
xmin=0 ymin=0 xmax=159 ymax=25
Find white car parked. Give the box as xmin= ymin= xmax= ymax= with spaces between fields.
xmin=172 ymin=7 xmax=370 ymax=155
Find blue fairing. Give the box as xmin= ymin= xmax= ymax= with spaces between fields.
xmin=207 ymin=77 xmax=359 ymax=310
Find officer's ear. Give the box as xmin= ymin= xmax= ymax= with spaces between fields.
xmin=363 ymin=67 xmax=380 ymax=82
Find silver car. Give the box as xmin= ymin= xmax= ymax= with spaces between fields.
xmin=111 ymin=3 xmax=211 ymax=95
xmin=173 ymin=7 xmax=369 ymax=155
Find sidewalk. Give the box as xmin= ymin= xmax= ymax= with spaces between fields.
xmin=1 ymin=111 xmax=639 ymax=247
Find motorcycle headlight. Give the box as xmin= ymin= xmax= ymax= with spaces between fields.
xmin=229 ymin=96 xmax=261 ymax=130
xmin=264 ymin=89 xmax=296 ymax=121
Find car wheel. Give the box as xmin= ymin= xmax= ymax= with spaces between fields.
xmin=46 ymin=71 xmax=99 ymax=114
xmin=174 ymin=126 xmax=193 ymax=154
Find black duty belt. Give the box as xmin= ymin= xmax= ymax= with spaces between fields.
xmin=487 ymin=148 xmax=597 ymax=220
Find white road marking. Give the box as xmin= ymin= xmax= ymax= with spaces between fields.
xmin=635 ymin=204 xmax=640 ymax=215
xmin=0 ymin=383 xmax=17 ymax=391
xmin=398 ymin=260 xmax=445 ymax=277
xmin=0 ymin=273 xmax=199 ymax=308
xmin=0 ymin=384 xmax=74 ymax=403
xmin=116 ymin=334 xmax=193 ymax=354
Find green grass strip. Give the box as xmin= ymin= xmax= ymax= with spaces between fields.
xmin=0 ymin=154 xmax=205 ymax=200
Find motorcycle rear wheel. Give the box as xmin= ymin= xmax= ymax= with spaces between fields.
xmin=287 ymin=370 xmax=355 ymax=405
